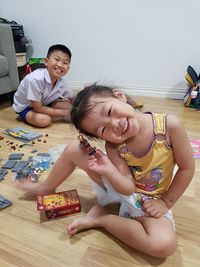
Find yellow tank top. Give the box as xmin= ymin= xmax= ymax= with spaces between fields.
xmin=116 ymin=113 xmax=175 ymax=198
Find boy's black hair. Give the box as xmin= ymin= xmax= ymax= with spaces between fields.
xmin=47 ymin=44 xmax=72 ymax=60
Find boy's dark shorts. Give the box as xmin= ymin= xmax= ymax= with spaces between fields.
xmin=17 ymin=103 xmax=53 ymax=121
xmin=18 ymin=107 xmax=33 ymax=121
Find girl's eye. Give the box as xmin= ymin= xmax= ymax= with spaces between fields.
xmin=108 ymin=107 xmax=112 ymax=116
xmin=102 ymin=127 xmax=105 ymax=135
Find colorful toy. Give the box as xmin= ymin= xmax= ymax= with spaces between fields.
xmin=32 ymin=156 xmax=52 ymax=171
xmin=190 ymin=139 xmax=200 ymax=159
xmin=13 ymin=166 xmax=39 ymax=182
xmin=37 ymin=190 xmax=81 ymax=219
xmin=184 ymin=65 xmax=200 ymax=109
xmin=78 ymin=134 xmax=96 ymax=156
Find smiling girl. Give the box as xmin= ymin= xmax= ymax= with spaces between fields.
xmin=15 ymin=84 xmax=195 ymax=257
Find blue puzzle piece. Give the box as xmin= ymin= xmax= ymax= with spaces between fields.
xmin=12 ymin=161 xmax=29 ymax=172
xmin=0 ymin=195 xmax=12 ymax=209
xmin=9 ymin=153 xmax=24 ymax=160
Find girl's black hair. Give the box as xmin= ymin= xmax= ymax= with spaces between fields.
xmin=71 ymin=83 xmax=140 ymax=138
xmin=71 ymin=84 xmax=116 ymax=138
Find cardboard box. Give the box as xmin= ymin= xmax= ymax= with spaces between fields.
xmin=36 ymin=189 xmax=81 ymax=219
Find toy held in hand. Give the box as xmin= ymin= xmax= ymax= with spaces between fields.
xmin=78 ymin=134 xmax=96 ymax=156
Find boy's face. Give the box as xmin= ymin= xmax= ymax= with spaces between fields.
xmin=45 ymin=50 xmax=70 ymax=82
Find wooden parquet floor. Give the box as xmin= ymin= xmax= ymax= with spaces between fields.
xmin=0 ymin=96 xmax=199 ymax=267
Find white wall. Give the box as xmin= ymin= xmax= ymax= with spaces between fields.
xmin=1 ymin=0 xmax=200 ymax=98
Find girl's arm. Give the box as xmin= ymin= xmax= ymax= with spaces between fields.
xmin=104 ymin=141 xmax=135 ymax=195
xmin=160 ymin=115 xmax=195 ymax=208
xmin=79 ymin=135 xmax=135 ymax=194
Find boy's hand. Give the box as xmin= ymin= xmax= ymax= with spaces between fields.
xmin=57 ymin=96 xmax=70 ymax=102
xmin=142 ymin=198 xmax=169 ymax=218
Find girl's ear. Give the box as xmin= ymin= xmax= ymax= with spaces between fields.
xmin=112 ymin=89 xmax=127 ymax=102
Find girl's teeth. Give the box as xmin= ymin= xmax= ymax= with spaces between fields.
xmin=122 ymin=121 xmax=128 ymax=133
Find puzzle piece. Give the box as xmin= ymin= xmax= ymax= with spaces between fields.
xmin=0 ymin=169 xmax=8 ymax=181
xmin=0 ymin=195 xmax=12 ymax=209
xmin=2 ymin=160 xmax=18 ymax=169
xmin=11 ymin=161 xmax=29 ymax=172
xmin=37 ymin=153 xmax=51 ymax=157
xmin=9 ymin=153 xmax=24 ymax=160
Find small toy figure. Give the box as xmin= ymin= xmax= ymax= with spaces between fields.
xmin=78 ymin=134 xmax=96 ymax=156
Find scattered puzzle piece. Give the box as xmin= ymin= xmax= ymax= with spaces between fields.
xmin=2 ymin=160 xmax=18 ymax=169
xmin=12 ymin=161 xmax=29 ymax=172
xmin=0 ymin=169 xmax=8 ymax=181
xmin=9 ymin=153 xmax=24 ymax=160
xmin=37 ymin=153 xmax=51 ymax=157
xmin=0 ymin=195 xmax=12 ymax=209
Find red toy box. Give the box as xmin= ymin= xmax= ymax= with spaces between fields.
xmin=36 ymin=189 xmax=81 ymax=219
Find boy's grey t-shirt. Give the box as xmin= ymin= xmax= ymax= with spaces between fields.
xmin=13 ymin=68 xmax=73 ymax=113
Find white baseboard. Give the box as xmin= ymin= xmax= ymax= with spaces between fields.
xmin=68 ymin=81 xmax=186 ymax=99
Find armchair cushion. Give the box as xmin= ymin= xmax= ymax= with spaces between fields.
xmin=0 ymin=55 xmax=8 ymax=77
xmin=0 ymin=23 xmax=19 ymax=95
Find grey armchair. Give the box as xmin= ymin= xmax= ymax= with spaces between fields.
xmin=0 ymin=23 xmax=19 ymax=96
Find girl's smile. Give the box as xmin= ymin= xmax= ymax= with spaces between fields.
xmin=81 ymin=96 xmax=141 ymax=144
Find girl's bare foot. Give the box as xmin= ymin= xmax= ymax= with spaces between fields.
xmin=14 ymin=179 xmax=54 ymax=195
xmin=67 ymin=204 xmax=107 ymax=237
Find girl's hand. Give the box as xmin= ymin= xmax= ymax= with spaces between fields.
xmin=142 ymin=198 xmax=169 ymax=218
xmin=87 ymin=149 xmax=115 ymax=176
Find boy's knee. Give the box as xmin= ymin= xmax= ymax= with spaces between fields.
xmin=149 ymin=235 xmax=177 ymax=258
xmin=36 ymin=116 xmax=52 ymax=127
xmin=26 ymin=113 xmax=52 ymax=128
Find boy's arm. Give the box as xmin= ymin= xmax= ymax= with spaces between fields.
xmin=31 ymin=100 xmax=69 ymax=117
xmin=160 ymin=115 xmax=195 ymax=208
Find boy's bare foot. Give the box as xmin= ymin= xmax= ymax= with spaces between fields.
xmin=14 ymin=179 xmax=54 ymax=195
xmin=67 ymin=204 xmax=107 ymax=237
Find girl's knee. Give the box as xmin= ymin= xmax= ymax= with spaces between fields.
xmin=67 ymin=140 xmax=81 ymax=153
xmin=64 ymin=141 xmax=86 ymax=161
xmin=149 ymin=235 xmax=177 ymax=258
xmin=66 ymin=140 xmax=98 ymax=173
